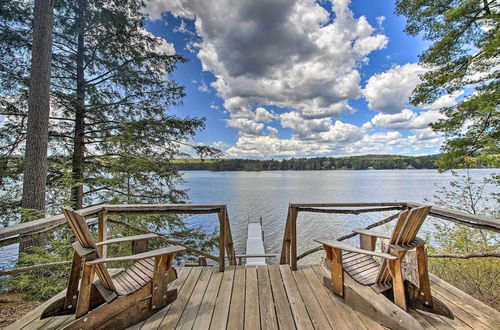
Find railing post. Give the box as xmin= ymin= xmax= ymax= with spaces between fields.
xmin=280 ymin=210 xmax=291 ymax=265
xmin=225 ymin=210 xmax=236 ymax=266
xmin=218 ymin=208 xmax=226 ymax=272
xmin=97 ymin=209 xmax=107 ymax=257
xmin=290 ymin=206 xmax=298 ymax=271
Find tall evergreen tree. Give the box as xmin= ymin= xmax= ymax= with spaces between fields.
xmin=19 ymin=0 xmax=54 ymax=252
xmin=1 ymin=0 xmax=220 ymax=221
xmin=395 ymin=0 xmax=499 ymax=169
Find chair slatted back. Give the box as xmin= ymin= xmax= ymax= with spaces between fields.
xmin=376 ymin=206 xmax=431 ymax=284
xmin=61 ymin=207 xmax=116 ymax=291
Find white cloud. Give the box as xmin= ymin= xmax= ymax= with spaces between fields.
xmin=280 ymin=111 xmax=331 ymax=138
xmin=254 ymin=107 xmax=275 ymax=123
xmin=198 ymin=81 xmax=209 ymax=92
xmin=139 ymin=27 xmax=175 ymax=55
xmin=224 ymin=119 xmax=375 ymax=158
xmin=318 ymin=120 xmax=371 ymax=142
xmin=382 ymin=128 xmax=443 ymax=150
xmin=226 ymin=118 xmax=265 ymax=136
xmin=426 ymin=90 xmax=464 ymax=110
xmin=144 ymin=1 xmax=445 ymax=158
xmin=173 ymin=19 xmax=195 ymax=35
xmin=146 ymin=0 xmax=387 ymax=119
xmin=376 ymin=16 xmax=385 ymax=28
xmin=211 ymin=141 xmax=230 ymax=150
xmin=363 ymin=63 xmax=427 ymax=113
xmin=267 ymin=126 xmax=279 ymax=138
xmin=371 ymin=109 xmax=444 ymax=130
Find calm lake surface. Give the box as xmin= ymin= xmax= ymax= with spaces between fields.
xmin=180 ymin=169 xmax=498 ymax=262
xmin=1 ymin=169 xmax=497 ymax=269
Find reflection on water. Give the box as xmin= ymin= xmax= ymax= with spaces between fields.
xmin=180 ymin=169 xmax=498 ymax=262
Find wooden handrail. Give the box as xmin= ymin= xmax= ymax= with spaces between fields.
xmin=0 ymin=203 xmax=236 ymax=272
xmin=279 ymin=202 xmax=500 ymax=271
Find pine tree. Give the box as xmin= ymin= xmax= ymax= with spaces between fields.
xmin=1 ymin=0 xmax=221 ymax=232
xmin=395 ymin=0 xmax=499 ymax=169
xmin=0 ymin=0 xmax=220 ymax=298
xmin=19 ymin=0 xmax=54 ymax=252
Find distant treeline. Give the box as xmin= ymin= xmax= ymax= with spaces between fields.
xmin=173 ymin=154 xmax=444 ymax=171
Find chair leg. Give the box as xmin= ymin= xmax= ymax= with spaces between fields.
xmin=152 ymin=253 xmax=175 ymax=309
xmin=324 ymin=245 xmax=344 ymax=297
xmin=76 ymin=263 xmax=95 ymax=318
xmin=416 ymin=245 xmax=433 ymax=307
xmin=64 ymin=252 xmax=82 ymax=310
xmin=389 ymin=258 xmax=407 ymax=311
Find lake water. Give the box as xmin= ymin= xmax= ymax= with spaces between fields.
xmin=180 ymin=169 xmax=498 ymax=263
xmin=1 ymin=169 xmax=497 ymax=269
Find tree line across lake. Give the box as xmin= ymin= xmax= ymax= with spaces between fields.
xmin=174 ymin=154 xmax=444 ymax=171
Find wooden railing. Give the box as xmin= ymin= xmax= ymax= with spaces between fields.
xmin=0 ymin=204 xmax=236 ymax=273
xmin=279 ymin=202 xmax=500 ymax=271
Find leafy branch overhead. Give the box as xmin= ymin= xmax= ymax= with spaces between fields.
xmin=396 ymin=0 xmax=499 ymax=169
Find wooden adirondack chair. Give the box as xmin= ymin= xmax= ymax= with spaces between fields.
xmin=314 ymin=206 xmax=453 ymax=330
xmin=41 ymin=207 xmax=185 ymax=329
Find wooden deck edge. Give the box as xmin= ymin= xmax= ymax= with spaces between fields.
xmin=429 ymin=273 xmax=500 ymax=318
xmin=7 ymin=266 xmax=499 ymax=330
xmin=4 ymin=289 xmax=67 ymax=330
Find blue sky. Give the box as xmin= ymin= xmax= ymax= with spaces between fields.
xmin=143 ymin=0 xmax=462 ymax=159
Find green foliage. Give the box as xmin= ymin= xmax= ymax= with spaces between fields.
xmin=0 ymin=0 xmax=221 ymax=300
xmin=425 ymin=170 xmax=499 ymax=309
xmin=395 ymin=0 xmax=500 ymax=170
xmin=1 ymin=231 xmax=74 ymax=301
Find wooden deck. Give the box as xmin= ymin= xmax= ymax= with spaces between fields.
xmin=11 ymin=265 xmax=500 ymax=330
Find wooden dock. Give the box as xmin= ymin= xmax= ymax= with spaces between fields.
xmin=11 ymin=264 xmax=499 ymax=330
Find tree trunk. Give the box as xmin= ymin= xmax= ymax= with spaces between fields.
xmin=19 ymin=0 xmax=54 ymax=254
xmin=71 ymin=0 xmax=86 ymax=209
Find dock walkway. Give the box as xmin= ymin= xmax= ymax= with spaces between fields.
xmin=12 ymin=264 xmax=499 ymax=330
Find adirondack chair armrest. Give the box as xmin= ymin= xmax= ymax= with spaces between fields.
xmin=352 ymin=228 xmax=391 ymax=239
xmin=71 ymin=241 xmax=97 ymax=259
xmin=86 ymin=246 xmax=186 ymax=265
xmin=95 ymin=233 xmax=159 ymax=246
xmin=314 ymin=237 xmax=397 ymax=260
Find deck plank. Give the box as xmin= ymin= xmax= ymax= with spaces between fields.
xmin=140 ymin=267 xmax=192 ymax=330
xmin=415 ymin=310 xmax=456 ymax=329
xmin=21 ymin=317 xmax=54 ymax=330
xmin=158 ymin=267 xmax=203 ymax=329
xmin=9 ymin=265 xmax=499 ymax=330
xmin=257 ymin=266 xmax=278 ymax=330
xmin=268 ymin=265 xmax=296 ymax=329
xmin=38 ymin=315 xmax=73 ymax=330
xmin=431 ymin=288 xmax=493 ymax=329
xmin=176 ymin=267 xmax=214 ymax=330
xmin=279 ymin=265 xmax=314 ymax=330
xmin=227 ymin=266 xmax=246 ymax=330
xmin=408 ymin=310 xmax=437 ymax=329
xmin=244 ymin=266 xmax=261 ymax=330
xmin=292 ymin=266 xmax=332 ymax=329
xmin=310 ymin=264 xmax=373 ymax=330
xmin=302 ymin=265 xmax=367 ymax=330
xmin=209 ymin=266 xmax=235 ymax=330
xmin=192 ymin=268 xmax=224 ymax=330
xmin=7 ymin=289 xmax=67 ymax=330
xmin=430 ymin=275 xmax=499 ymax=329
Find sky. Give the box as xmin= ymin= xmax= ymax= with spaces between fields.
xmin=143 ymin=0 xmax=463 ymax=159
